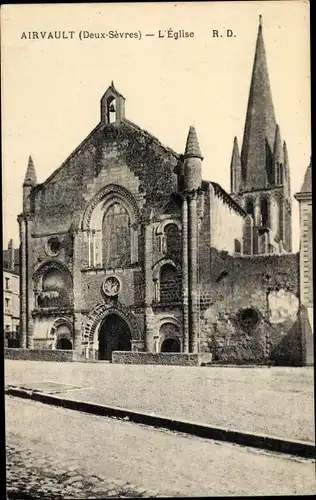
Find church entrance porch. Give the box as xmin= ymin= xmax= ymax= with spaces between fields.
xmin=98 ymin=314 xmax=132 ymax=361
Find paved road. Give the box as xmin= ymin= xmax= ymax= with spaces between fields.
xmin=5 ymin=396 xmax=316 ymax=497
xmin=5 ymin=360 xmax=315 ymax=442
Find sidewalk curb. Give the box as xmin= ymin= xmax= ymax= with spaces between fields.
xmin=6 ymin=387 xmax=315 ymax=460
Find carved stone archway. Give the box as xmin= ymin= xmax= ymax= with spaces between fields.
xmin=85 ymin=301 xmax=142 ymax=348
xmin=48 ymin=317 xmax=74 ymax=350
xmin=81 ymin=183 xmax=140 ymax=231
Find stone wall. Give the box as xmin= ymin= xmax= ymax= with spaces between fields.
xmin=199 ymin=249 xmax=302 ymax=365
xmin=209 ymin=184 xmax=246 ymax=254
xmin=299 ymin=199 xmax=313 ymax=307
xmin=81 ymin=269 xmax=139 ymax=309
xmin=32 ymin=122 xmax=178 ymax=236
xmin=112 ymin=351 xmax=212 ymax=366
xmin=4 ymin=348 xmax=83 ymax=362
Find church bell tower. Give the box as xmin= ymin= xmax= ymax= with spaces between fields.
xmin=230 ymin=16 xmax=292 ymax=254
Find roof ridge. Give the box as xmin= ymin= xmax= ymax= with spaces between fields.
xmin=122 ymin=118 xmax=179 ymax=157
xmin=40 ymin=122 xmax=103 ymax=187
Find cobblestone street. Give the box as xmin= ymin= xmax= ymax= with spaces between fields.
xmin=7 ymin=443 xmax=155 ymax=499
xmin=6 ymin=396 xmax=316 ymax=497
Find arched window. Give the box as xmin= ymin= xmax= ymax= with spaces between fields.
xmin=164 ymin=224 xmax=180 ymax=258
xmin=245 ymin=199 xmax=254 ymax=219
xmin=260 ymin=199 xmax=269 ymax=227
xmin=276 ymin=163 xmax=284 ymax=185
xmin=37 ymin=267 xmax=72 ymax=308
xmin=234 ymin=239 xmax=241 ymax=254
xmin=102 ymin=202 xmax=131 ymax=268
xmin=279 ymin=164 xmax=283 ymax=185
xmin=160 ymin=264 xmax=180 ymax=303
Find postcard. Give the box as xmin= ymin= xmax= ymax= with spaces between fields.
xmin=2 ymin=2 xmax=314 ymax=498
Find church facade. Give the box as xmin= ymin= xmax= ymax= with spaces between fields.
xmin=18 ymin=19 xmax=311 ymax=364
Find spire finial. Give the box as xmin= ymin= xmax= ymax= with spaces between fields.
xmin=184 ymin=126 xmax=203 ymax=159
xmin=259 ymin=14 xmax=262 ymax=27
xmin=23 ymin=155 xmax=37 ymax=186
xmin=111 ymin=80 xmax=114 ymax=87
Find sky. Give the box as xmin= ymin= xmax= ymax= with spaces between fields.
xmin=1 ymin=1 xmax=311 ymax=251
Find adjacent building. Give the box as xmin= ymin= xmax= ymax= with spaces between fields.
xmin=3 ymin=240 xmax=20 ymax=347
xmin=294 ymin=160 xmax=313 ymax=365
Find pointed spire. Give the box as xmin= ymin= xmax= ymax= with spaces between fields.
xmin=273 ymin=125 xmax=283 ymax=163
xmin=241 ymin=17 xmax=277 ymax=190
xmin=184 ymin=126 xmax=203 ymax=159
xmin=23 ymin=155 xmax=37 ymax=186
xmin=230 ymin=137 xmax=242 ymax=193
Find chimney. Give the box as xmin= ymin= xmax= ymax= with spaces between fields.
xmin=8 ymin=239 xmax=15 ymax=271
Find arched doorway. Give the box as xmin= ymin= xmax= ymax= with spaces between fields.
xmin=98 ymin=314 xmax=132 ymax=361
xmin=56 ymin=338 xmax=72 ymax=350
xmin=53 ymin=321 xmax=73 ymax=350
xmin=161 ymin=338 xmax=181 ymax=352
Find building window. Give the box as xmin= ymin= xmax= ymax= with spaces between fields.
xmin=276 ymin=163 xmax=284 ymax=185
xmin=234 ymin=239 xmax=241 ymax=254
xmin=160 ymin=264 xmax=180 ymax=303
xmin=164 ymin=224 xmax=181 ymax=259
xmin=5 ymin=325 xmax=10 ymax=339
xmin=260 ymin=199 xmax=269 ymax=227
xmin=245 ymin=199 xmax=254 ymax=219
xmin=102 ymin=202 xmax=131 ymax=268
xmin=46 ymin=237 xmax=61 ymax=257
xmin=279 ymin=164 xmax=284 ymax=185
xmin=238 ymin=308 xmax=260 ymax=331
xmin=5 ymin=277 xmax=10 ymax=290
xmin=5 ymin=298 xmax=10 ymax=308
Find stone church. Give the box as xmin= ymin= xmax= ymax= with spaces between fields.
xmin=18 ymin=19 xmax=312 ymax=364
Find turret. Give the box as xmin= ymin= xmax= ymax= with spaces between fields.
xmin=23 ymin=155 xmax=37 ymax=213
xmin=230 ymin=137 xmax=242 ymax=193
xmin=183 ymin=126 xmax=203 ymax=191
xmin=273 ymin=125 xmax=284 ymax=185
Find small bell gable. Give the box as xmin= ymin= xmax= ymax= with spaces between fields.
xmin=100 ymin=81 xmax=125 ymax=124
